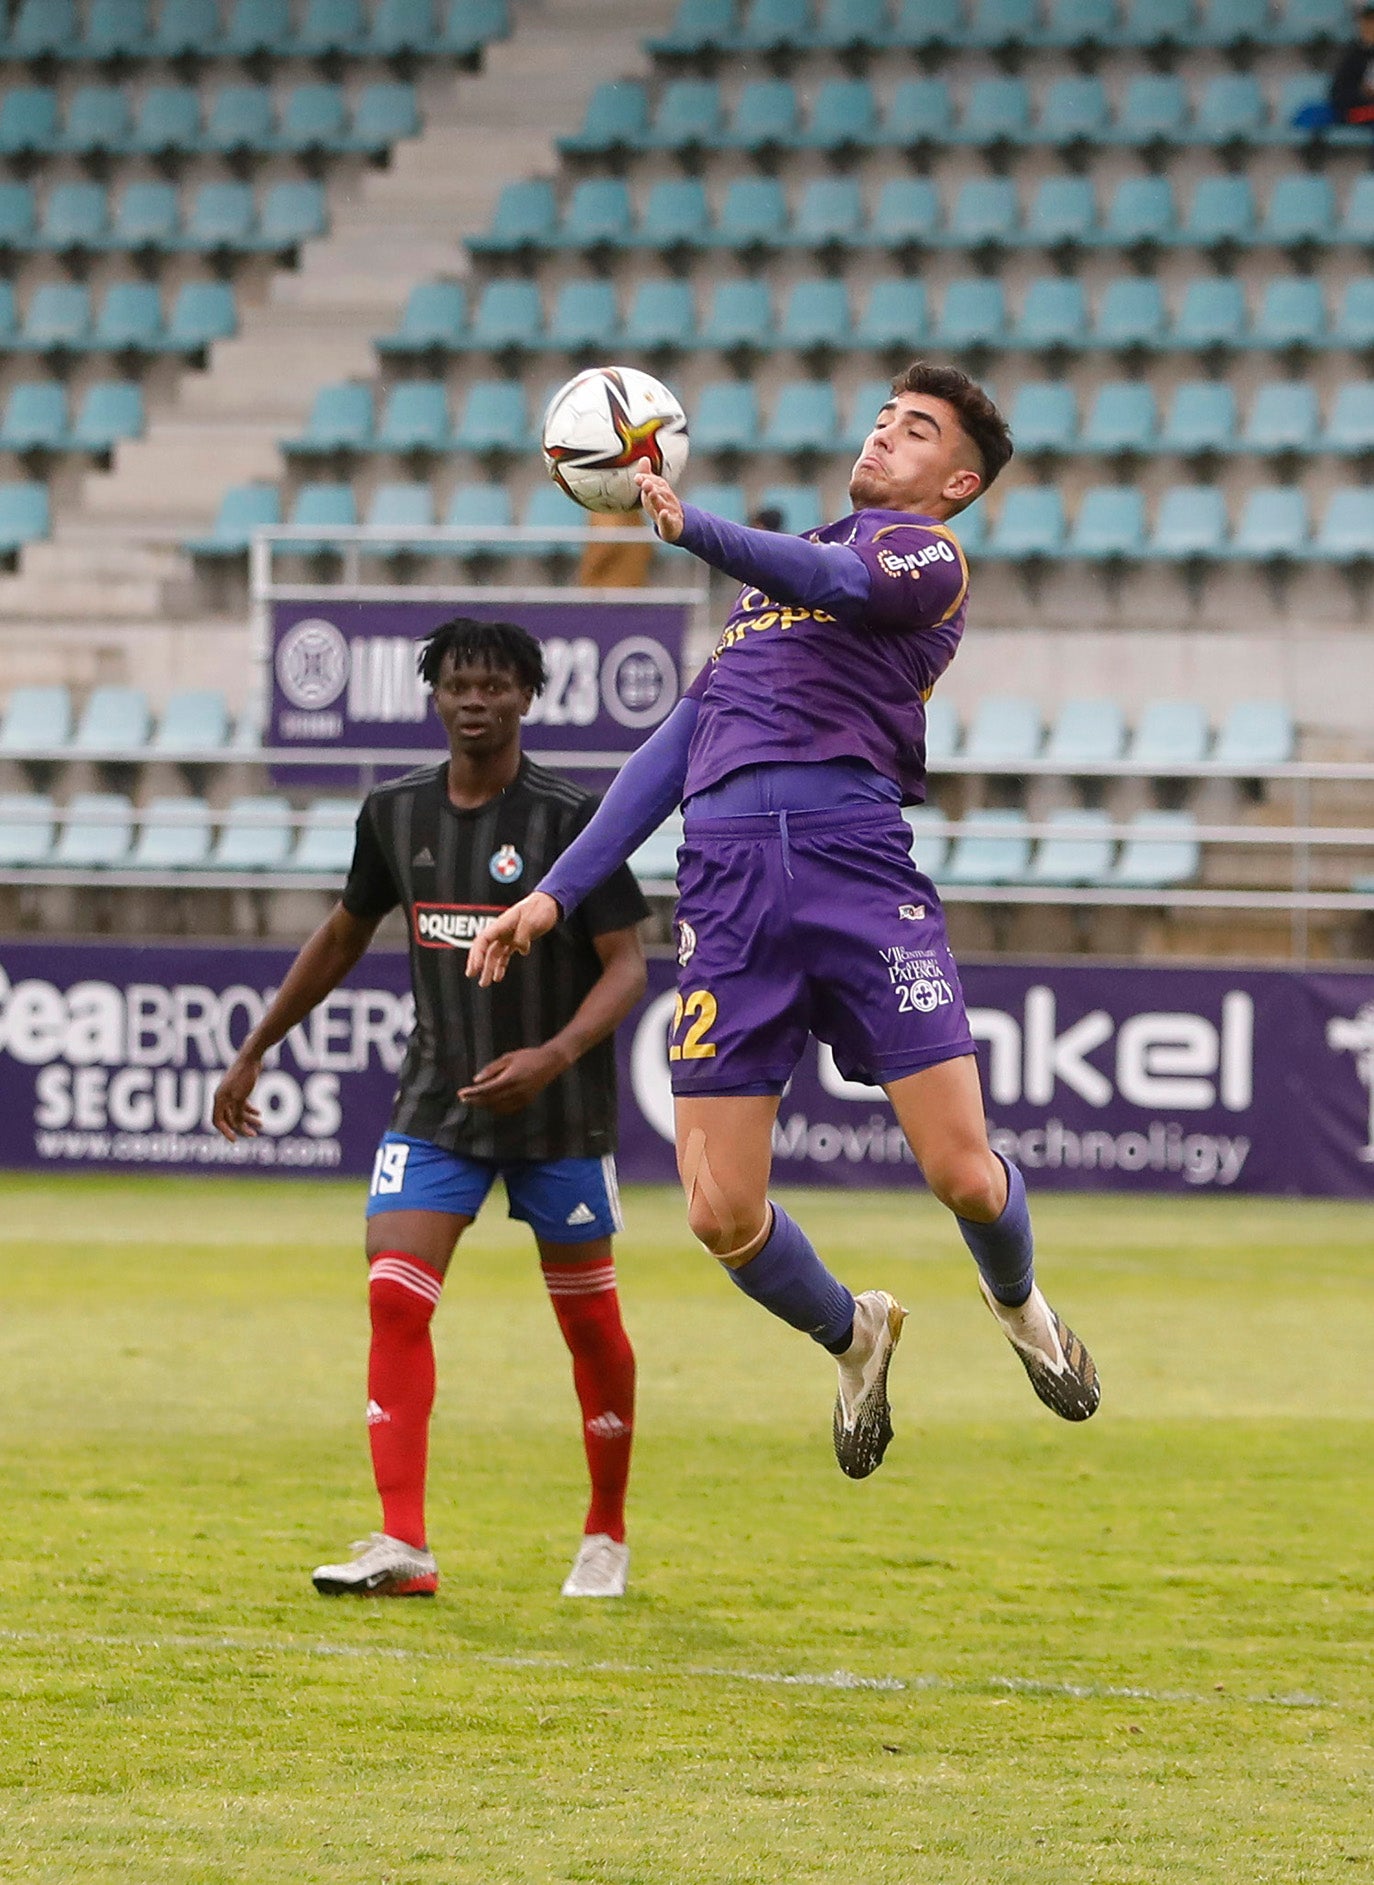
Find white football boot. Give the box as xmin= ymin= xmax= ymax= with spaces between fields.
xmin=979 ymin=1280 xmax=1101 ymax=1421
xmin=311 ymin=1532 xmax=439 ymax=1596
xmin=832 ymin=1289 xmax=907 ymax=1479
xmin=561 ymin=1533 xmax=630 ymax=1598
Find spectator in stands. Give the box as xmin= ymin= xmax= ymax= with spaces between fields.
xmin=1297 ymin=5 xmax=1374 ymax=141
xmin=576 ymin=507 xmax=653 ymax=587
xmin=748 ymin=507 xmax=785 ymax=533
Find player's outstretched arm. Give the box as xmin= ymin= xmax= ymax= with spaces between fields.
xmin=212 ymin=904 xmax=379 ymax=1138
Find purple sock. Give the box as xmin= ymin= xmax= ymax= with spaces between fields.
xmin=727 ymin=1204 xmax=856 ymax=1352
xmin=956 ymin=1156 xmax=1034 ymax=1307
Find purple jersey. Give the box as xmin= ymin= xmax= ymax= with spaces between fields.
xmin=683 ymin=509 xmax=969 ymax=806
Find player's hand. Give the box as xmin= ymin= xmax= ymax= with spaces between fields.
xmin=636 ymin=470 xmax=683 ymax=544
xmin=212 ymin=1055 xmax=263 ymax=1141
xmin=466 ymin=890 xmax=560 ymax=986
xmin=459 ymin=1045 xmax=571 ymax=1115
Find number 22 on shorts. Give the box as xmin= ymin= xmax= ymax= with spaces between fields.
xmin=669 ymin=989 xmax=718 ymax=1061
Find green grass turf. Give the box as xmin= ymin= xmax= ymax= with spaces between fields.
xmin=0 ymin=1175 xmax=1371 ymax=1883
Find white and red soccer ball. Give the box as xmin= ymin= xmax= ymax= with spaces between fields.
xmin=541 ymin=365 xmax=689 ymax=514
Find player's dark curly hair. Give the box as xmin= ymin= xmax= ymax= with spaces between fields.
xmin=416 ymin=616 xmax=546 ymax=695
xmin=889 ymin=361 xmax=1014 ymax=508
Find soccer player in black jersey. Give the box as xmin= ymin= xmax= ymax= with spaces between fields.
xmin=212 ymin=618 xmax=649 ymax=1599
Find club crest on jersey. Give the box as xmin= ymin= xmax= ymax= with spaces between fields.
xmin=489 ymin=844 xmax=523 ymax=884
xmin=899 ymin=903 xmax=926 ymax=921
xmin=677 ymin=919 xmax=697 ymax=967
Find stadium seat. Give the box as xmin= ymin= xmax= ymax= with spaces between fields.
xmin=71 ymin=382 xmax=144 ymax=454
xmin=361 ymin=481 xmax=434 ymax=559
xmin=53 ymin=794 xmax=134 ymax=870
xmin=222 ymin=0 xmax=290 ymax=57
xmin=0 ymin=795 xmax=57 ymax=868
xmin=1325 ymin=384 xmax=1374 ymax=454
xmin=693 ymin=381 xmax=761 ymax=454
xmin=57 ymin=86 xmax=133 ymax=156
xmin=903 ymin=805 xmax=950 ymax=878
xmin=279 ymin=481 xmax=357 ymax=556
xmin=803 ymin=79 xmax=879 ymax=152
xmin=1195 ymin=73 xmax=1265 ymax=145
xmin=559 ymin=81 xmax=650 ymax=157
xmin=0 ymin=88 xmax=58 ymax=158
xmin=942 ymin=809 xmax=1032 ymax=886
xmin=1261 ymin=173 xmax=1336 ymax=248
xmin=1195 ymin=0 xmax=1268 ymax=45
xmin=291 ymin=799 xmax=359 ymax=873
xmin=882 ymin=79 xmax=954 ymax=148
xmin=1099 ymin=176 xmax=1177 ymax=248
xmin=1029 ymin=808 xmax=1116 ymax=886
xmin=854 ymin=278 xmax=926 ymax=350
xmin=1130 ymin=699 xmax=1211 ymax=766
xmin=79 ymin=0 xmax=152 ymax=57
xmin=623 ymin=278 xmax=698 ymax=351
xmin=812 ymin=0 xmax=890 ymax=52
xmin=442 ymin=481 xmax=514 ymax=549
xmin=437 ymin=0 xmax=511 ymax=58
xmin=1150 ymin=485 xmax=1229 ymax=559
xmin=0 ymin=685 xmax=71 ymax=752
xmin=0 ymin=285 xmax=14 ymax=348
xmin=1230 ymin=486 xmax=1311 ymax=562
xmin=466 ymin=279 xmax=544 ymax=353
xmin=1339 ymin=176 xmax=1374 ymax=246
xmin=1214 ymin=700 xmax=1295 ymax=766
xmin=203 ymin=86 xmax=275 ymax=157
xmin=1159 ymin=381 xmax=1237 ymax=455
xmin=789 ymin=178 xmax=864 ymax=252
xmin=1007 ymin=382 xmax=1077 ymax=455
xmin=9 ymin=0 xmax=77 ymax=58
xmin=869 ymin=177 xmax=941 ymax=252
xmin=453 ymin=380 xmax=528 ymax=454
xmin=0 ymin=185 xmax=37 ymax=253
xmin=545 ymin=279 xmax=619 ymax=351
xmin=1172 ymin=278 xmax=1247 ymax=349
xmin=16 ymin=283 xmax=91 ymax=354
xmin=94 ymin=281 xmax=164 ymax=353
xmin=212 ymin=797 xmax=293 ymax=872
xmin=293 ymin=0 xmax=365 ymax=55
xmin=166 ymin=281 xmax=237 ymax=354
xmin=181 ymin=181 xmax=256 ymax=253
xmin=1069 ymin=486 xmax=1146 ymax=558
xmin=521 ymin=484 xmax=588 ymax=557
xmin=1250 ymin=277 xmax=1327 ymax=350
xmin=1022 ymin=177 xmax=1097 ymax=250
xmin=557 ymin=179 xmax=633 ymax=251
xmin=130 ymin=798 xmax=214 ymax=871
xmin=276 ymin=83 xmax=348 ymax=154
xmin=284 ymin=382 xmax=375 ymax=456
xmin=151 ymin=690 xmax=232 ymax=754
xmin=184 ymin=483 xmax=282 ymax=557
xmin=1013 ymin=278 xmax=1088 ymax=349
xmin=953 ymin=502 xmax=988 ymax=557
xmin=367 ymin=0 xmax=437 ymax=54
xmin=1041 ymin=0 xmax=1118 ymax=47
xmin=934 ymin=280 xmax=1008 ymax=350
xmin=1112 ymin=810 xmax=1200 ymax=887
xmin=377 ymin=280 xmax=467 ymax=355
xmin=37 ymin=182 xmax=110 ymax=254
xmin=777 ymin=280 xmax=850 ymax=352
xmin=648 ymin=0 xmax=736 ymax=55
xmin=637 ymin=179 xmax=711 ymax=251
xmin=1034 ymin=75 xmax=1110 ymax=145
xmin=923 ymin=697 xmax=960 ymax=766
xmin=73 ymin=686 xmax=152 ymax=756
xmin=841 ymin=378 xmax=895 ymax=452
xmin=726 ymin=79 xmax=800 ymax=152
xmin=734 ymin=0 xmax=812 ymax=51
xmin=699 ymin=280 xmax=773 ymax=352
xmin=964 ymin=696 xmax=1043 ymax=764
xmin=1242 ymin=382 xmax=1319 ymax=454
xmin=710 ymin=179 xmax=786 ymax=252
xmin=258 ymin=181 xmax=327 ymax=253
xmin=376 ymin=381 xmax=450 ymax=453
xmin=350 ymin=82 xmax=420 ymax=154
xmin=1046 ymin=698 xmax=1127 ymax=765
xmin=1081 ymin=381 xmax=1157 ymax=454
xmin=1182 ymin=175 xmax=1256 ymax=248
xmin=149 ymin=0 xmax=222 ymax=58
xmin=1331 ymin=278 xmax=1374 ymax=350
xmin=0 ymin=482 xmax=50 ymax=556
xmin=946 ymin=179 xmax=1019 ymax=251
xmin=128 ymin=86 xmax=202 ymax=157
xmin=1272 ymin=0 xmax=1348 ymax=47
xmin=645 ymin=80 xmax=723 ymax=153
xmin=469 ymin=180 xmax=557 ymax=257
xmin=762 ymin=383 xmax=838 ymax=455
xmin=988 ymin=487 xmax=1067 ymax=560
xmin=1113 ymin=74 xmax=1188 ymax=144
xmin=955 ymin=78 xmax=1032 ymax=148
xmin=106 ymin=182 xmax=182 ymax=253
xmin=967 ymin=0 xmax=1041 ymax=46
xmin=0 ymin=382 xmax=69 ymax=453
xmin=628 ymin=812 xmax=685 ymax=886
xmin=759 ymin=484 xmax=822 ymax=535
xmin=1314 ymin=488 xmax=1374 ymax=562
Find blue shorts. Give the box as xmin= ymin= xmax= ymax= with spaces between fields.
xmin=670 ymin=804 xmax=976 ymax=1097
xmin=365 ymin=1133 xmax=624 ymax=1244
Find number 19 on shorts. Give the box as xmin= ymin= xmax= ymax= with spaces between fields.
xmin=669 ymin=989 xmax=718 ymax=1061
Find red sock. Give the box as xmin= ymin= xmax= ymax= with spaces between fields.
xmin=366 ymin=1251 xmax=443 ymax=1549
xmin=542 ymin=1257 xmax=636 ymax=1544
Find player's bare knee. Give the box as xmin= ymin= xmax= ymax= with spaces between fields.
xmin=929 ymin=1152 xmax=1003 ymax=1222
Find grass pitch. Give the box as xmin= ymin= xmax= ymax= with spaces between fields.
xmin=0 ymin=1174 xmax=1371 ymax=1883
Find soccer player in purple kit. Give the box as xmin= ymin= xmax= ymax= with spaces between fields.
xmin=471 ymin=362 xmax=1100 ymax=1479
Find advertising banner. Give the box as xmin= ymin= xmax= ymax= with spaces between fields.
xmin=269 ymin=597 xmax=691 ymax=766
xmin=0 ymin=944 xmax=1372 ymax=1198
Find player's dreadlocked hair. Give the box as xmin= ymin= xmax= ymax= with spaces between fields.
xmin=889 ymin=362 xmax=1014 ymax=511
xmin=416 ymin=617 xmax=547 ymax=695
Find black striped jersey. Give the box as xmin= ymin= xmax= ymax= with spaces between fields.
xmin=341 ymin=756 xmax=649 ymax=1161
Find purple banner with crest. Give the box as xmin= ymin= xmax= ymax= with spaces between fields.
xmin=0 ymin=943 xmax=1371 ymax=1196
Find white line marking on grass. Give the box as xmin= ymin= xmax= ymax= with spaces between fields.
xmin=0 ymin=1628 xmax=1330 ymax=1711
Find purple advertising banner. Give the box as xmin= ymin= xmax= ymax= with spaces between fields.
xmin=269 ymin=597 xmax=691 ymax=761
xmin=1 ymin=943 xmax=1372 ymax=1197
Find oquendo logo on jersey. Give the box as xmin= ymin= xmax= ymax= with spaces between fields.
xmin=412 ymin=904 xmax=504 ymax=951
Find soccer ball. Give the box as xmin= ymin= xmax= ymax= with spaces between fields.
xmin=541 ymin=366 xmax=689 ymax=514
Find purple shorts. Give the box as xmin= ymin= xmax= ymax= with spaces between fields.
xmin=669 ymin=804 xmax=976 ymax=1096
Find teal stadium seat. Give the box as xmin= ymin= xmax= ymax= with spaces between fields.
xmin=1231 ymin=486 xmax=1311 ymax=561
xmin=376 ymin=381 xmax=450 ymax=453
xmin=58 ymin=86 xmax=132 ymax=156
xmin=361 ymin=481 xmax=434 ymax=559
xmin=0 ymin=382 xmax=69 ymax=452
xmin=647 ymin=0 xmax=736 ymax=56
xmin=1130 ymin=699 xmax=1211 ymax=766
xmin=759 ymin=483 xmax=822 ymax=534
xmin=968 ymin=0 xmax=1040 ymax=50
xmin=778 ymin=279 xmax=850 ymax=351
xmin=107 ymin=182 xmax=181 ymax=252
xmin=222 ymin=0 xmax=290 ymax=57
xmin=184 ymin=483 xmax=281 ymax=557
xmin=0 ymin=685 xmax=71 ymax=752
xmin=212 ymin=798 xmax=293 ymax=871
xmin=623 ymin=278 xmax=697 ymax=351
xmin=0 ymin=89 xmax=59 ymax=157
xmin=73 ymin=686 xmax=152 ymax=755
xmin=469 ymin=179 xmax=557 ymax=256
xmin=628 ymin=813 xmax=685 ymax=886
xmin=1150 ymin=485 xmax=1229 ymax=558
xmin=522 ymin=484 xmax=588 ymax=557
xmin=1172 ymin=277 xmax=1246 ymax=349
xmin=1082 ymin=380 xmax=1157 ymax=453
xmin=699 ymin=279 xmax=773 ymax=351
xmin=1041 ymin=0 xmax=1119 ymax=49
xmin=1332 ymin=278 xmax=1374 ymax=349
xmin=1029 ymin=809 xmax=1116 ymax=886
xmin=1314 ymin=488 xmax=1374 ymax=562
xmin=1273 ymin=0 xmax=1348 ymax=47
xmin=935 ymin=279 xmax=1008 ymax=349
xmin=903 ymin=805 xmax=950 ymax=878
xmin=1196 ymin=73 xmax=1264 ymax=145
xmin=453 ymin=380 xmax=528 ymax=454
xmin=129 ymin=86 xmax=202 ymax=157
xmin=291 ymin=800 xmax=360 ymax=874
xmin=1045 ymin=698 xmax=1126 ymax=765
xmin=443 ymin=482 xmax=514 ymax=554
xmin=54 ymin=794 xmax=134 ymax=870
xmin=78 ymin=0 xmax=152 ymax=58
xmin=942 ymin=809 xmax=1032 ymax=886
xmin=131 ymin=799 xmax=214 ymax=872
xmin=1326 ymin=384 xmax=1374 ymax=453
xmin=1182 ymin=175 xmax=1256 ymax=247
xmin=149 ymin=0 xmax=222 ymax=58
xmin=349 ymin=82 xmax=419 ymax=153
xmin=377 ymin=280 xmax=467 ymax=354
xmin=1159 ymin=380 xmax=1236 ymax=453
xmin=1014 ymin=277 xmax=1088 ymax=348
xmin=964 ymin=696 xmax=1043 ymax=764
xmin=277 ymin=84 xmax=349 ymax=153
xmin=467 ymin=279 xmax=544 ymax=352
xmin=988 ymin=488 xmax=1067 ymax=559
xmin=293 ymin=0 xmax=366 ymax=57
xmin=17 ymin=283 xmax=91 ymax=353
xmin=923 ymin=697 xmax=959 ymax=767
xmin=1069 ymin=486 xmax=1146 ymax=557
xmin=9 ymin=0 xmax=77 ymax=58
xmin=284 ymin=381 xmax=375 ymax=455
xmin=558 ymin=179 xmax=633 ymax=251
xmin=182 ymin=181 xmax=256 ymax=252
xmin=646 ymin=81 xmax=722 ymax=153
xmin=151 ymin=690 xmax=231 ymax=754
xmin=790 ymin=178 xmax=863 ymax=251
xmin=1023 ymin=176 xmax=1097 ymax=249
xmin=1035 ymin=76 xmax=1109 ymax=145
xmin=1007 ymin=382 xmax=1077 ymax=454
xmin=726 ymin=80 xmax=800 ymax=152
xmin=1214 ymin=700 xmax=1294 ymax=766
xmin=1196 ymin=0 xmax=1267 ymax=45
xmin=869 ymin=177 xmax=940 ymax=251
xmin=258 ymin=181 xmax=327 ymax=253
xmin=1112 ymin=811 xmax=1200 ymax=888
xmin=559 ymin=81 xmax=650 ymax=157
xmin=280 ymin=482 xmax=357 ymax=556
xmin=813 ymin=0 xmax=891 ymax=52
xmin=37 ymin=182 xmax=110 ymax=254
xmin=202 ymin=85 xmax=275 ymax=156
xmin=693 ymin=381 xmax=760 ymax=453
xmin=94 ymin=281 xmax=164 ymax=352
xmin=947 ymin=178 xmax=1019 ymax=251
xmin=842 ymin=378 xmax=897 ymax=451
xmin=763 ymin=383 xmax=838 ymax=454
xmin=0 ymin=483 xmax=47 ymax=560
xmin=955 ymin=504 xmax=988 ymax=560
xmin=0 ymin=185 xmax=37 ymax=253
xmin=804 ymin=79 xmax=878 ymax=151
xmin=1251 ymin=276 xmax=1326 ymax=349
xmin=0 ymin=285 xmax=14 ymax=346
xmin=854 ymin=278 xmax=926 ymax=349
xmin=1261 ymin=173 xmax=1335 ymax=247
xmin=1339 ymin=176 xmax=1374 ymax=245
xmin=883 ymin=80 xmax=953 ymax=149
xmin=734 ymin=0 xmax=813 ymax=52
xmin=1243 ymin=381 xmax=1319 ymax=454
xmin=166 ymin=281 xmax=237 ymax=353
xmin=0 ymin=795 xmax=57 ymax=868
xmin=637 ymin=179 xmax=710 ymax=251
xmin=1099 ymin=175 xmax=1177 ymax=248
xmin=71 ymin=381 xmax=144 ymax=454
xmin=890 ymin=0 xmax=962 ymax=44
xmin=545 ymin=279 xmax=618 ymax=351
xmin=1113 ymin=75 xmax=1188 ymax=144
xmin=956 ymin=78 xmax=1032 ymax=148
xmin=437 ymin=0 xmax=511 ymax=59
xmin=367 ymin=0 xmax=437 ymax=52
